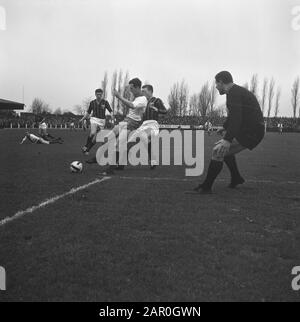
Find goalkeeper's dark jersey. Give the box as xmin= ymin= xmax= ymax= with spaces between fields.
xmin=223 ymin=84 xmax=264 ymax=142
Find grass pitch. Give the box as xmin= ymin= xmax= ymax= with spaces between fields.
xmin=0 ymin=129 xmax=299 ymax=301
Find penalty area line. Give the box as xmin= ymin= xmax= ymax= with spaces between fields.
xmin=0 ymin=176 xmax=111 ymax=227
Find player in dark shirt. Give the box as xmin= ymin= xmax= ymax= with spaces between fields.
xmin=80 ymin=88 xmax=112 ymax=155
xmin=140 ymin=84 xmax=167 ymax=168
xmin=186 ymin=71 xmax=265 ymax=194
xmin=142 ymin=86 xmax=167 ymax=122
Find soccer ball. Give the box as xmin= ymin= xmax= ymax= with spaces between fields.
xmin=70 ymin=161 xmax=83 ymax=173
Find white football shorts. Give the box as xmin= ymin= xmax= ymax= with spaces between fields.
xmin=90 ymin=117 xmax=105 ymax=130
xmin=128 ymin=120 xmax=159 ymax=143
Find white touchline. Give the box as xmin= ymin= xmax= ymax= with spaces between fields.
xmin=0 ymin=177 xmax=111 ymax=227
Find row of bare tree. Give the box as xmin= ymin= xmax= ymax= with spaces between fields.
xmin=29 ymin=72 xmax=300 ymax=119
xmin=244 ymin=74 xmax=300 ymax=118
xmin=168 ymin=80 xmax=222 ymax=118
xmin=73 ymin=70 xmax=131 ymax=116
xmin=168 ymin=75 xmax=300 ymax=118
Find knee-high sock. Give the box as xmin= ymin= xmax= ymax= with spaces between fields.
xmin=86 ymin=135 xmax=96 ymax=152
xmin=85 ymin=135 xmax=92 ymax=147
xmin=224 ymin=155 xmax=242 ymax=181
xmin=49 ymin=138 xmax=61 ymax=144
xmin=148 ymin=142 xmax=151 ymax=161
xmin=202 ymin=160 xmax=223 ymax=189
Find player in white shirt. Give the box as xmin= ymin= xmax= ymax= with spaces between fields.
xmin=39 ymin=117 xmax=57 ymax=141
xmin=20 ymin=132 xmax=63 ymax=144
xmin=39 ymin=119 xmax=47 ymax=132
xmin=99 ymin=78 xmax=147 ymax=174
xmin=205 ymin=120 xmax=213 ymax=135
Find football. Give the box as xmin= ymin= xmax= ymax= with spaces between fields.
xmin=70 ymin=161 xmax=83 ymax=173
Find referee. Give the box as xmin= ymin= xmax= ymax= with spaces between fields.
xmin=186 ymin=71 xmax=265 ymax=194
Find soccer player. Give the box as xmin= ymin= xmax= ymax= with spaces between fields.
xmin=127 ymin=84 xmax=167 ymax=169
xmin=80 ymin=88 xmax=112 ymax=155
xmin=20 ymin=132 xmax=63 ymax=144
xmin=186 ymin=71 xmax=265 ymax=194
xmin=38 ymin=117 xmax=58 ymax=141
xmin=278 ymin=122 xmax=283 ymax=134
xmin=205 ymin=119 xmax=213 ymax=136
xmin=100 ymin=78 xmax=147 ymax=174
xmin=39 ymin=118 xmax=53 ymax=138
xmin=70 ymin=120 xmax=75 ymax=131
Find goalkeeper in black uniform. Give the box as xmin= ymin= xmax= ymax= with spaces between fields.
xmin=186 ymin=71 xmax=265 ymax=194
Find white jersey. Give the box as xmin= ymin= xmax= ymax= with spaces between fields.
xmin=39 ymin=122 xmax=47 ymax=130
xmin=127 ymin=96 xmax=147 ymax=122
xmin=205 ymin=121 xmax=212 ymax=129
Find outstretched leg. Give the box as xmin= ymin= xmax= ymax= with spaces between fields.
xmin=82 ymin=123 xmax=99 ymax=154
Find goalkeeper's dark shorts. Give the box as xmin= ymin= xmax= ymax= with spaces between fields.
xmin=235 ymin=123 xmax=265 ymax=150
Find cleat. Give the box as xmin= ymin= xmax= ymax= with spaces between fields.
xmin=85 ymin=157 xmax=97 ymax=164
xmin=228 ymin=177 xmax=245 ymax=189
xmin=184 ymin=188 xmax=212 ymax=195
xmin=99 ymin=166 xmax=116 ymax=176
xmin=184 ymin=183 xmax=212 ymax=194
xmin=81 ymin=146 xmax=89 ymax=155
xmin=150 ymin=160 xmax=158 ymax=170
xmin=192 ymin=183 xmax=206 ymax=192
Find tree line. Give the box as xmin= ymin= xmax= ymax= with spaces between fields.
xmin=29 ymin=71 xmax=300 ymax=119
xmin=169 ymin=75 xmax=300 ymax=119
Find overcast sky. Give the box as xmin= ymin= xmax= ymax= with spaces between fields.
xmin=0 ymin=0 xmax=299 ymax=116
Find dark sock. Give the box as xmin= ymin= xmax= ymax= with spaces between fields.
xmin=148 ymin=142 xmax=152 ymax=161
xmin=202 ymin=160 xmax=223 ymax=190
xmin=85 ymin=136 xmax=92 ymax=147
xmin=86 ymin=140 xmax=95 ymax=152
xmin=224 ymin=155 xmax=242 ymax=182
xmin=50 ymin=139 xmax=60 ymax=144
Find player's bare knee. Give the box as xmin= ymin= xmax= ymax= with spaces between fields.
xmin=212 ymin=155 xmax=224 ymax=162
xmin=212 ymin=147 xmax=224 ymax=162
